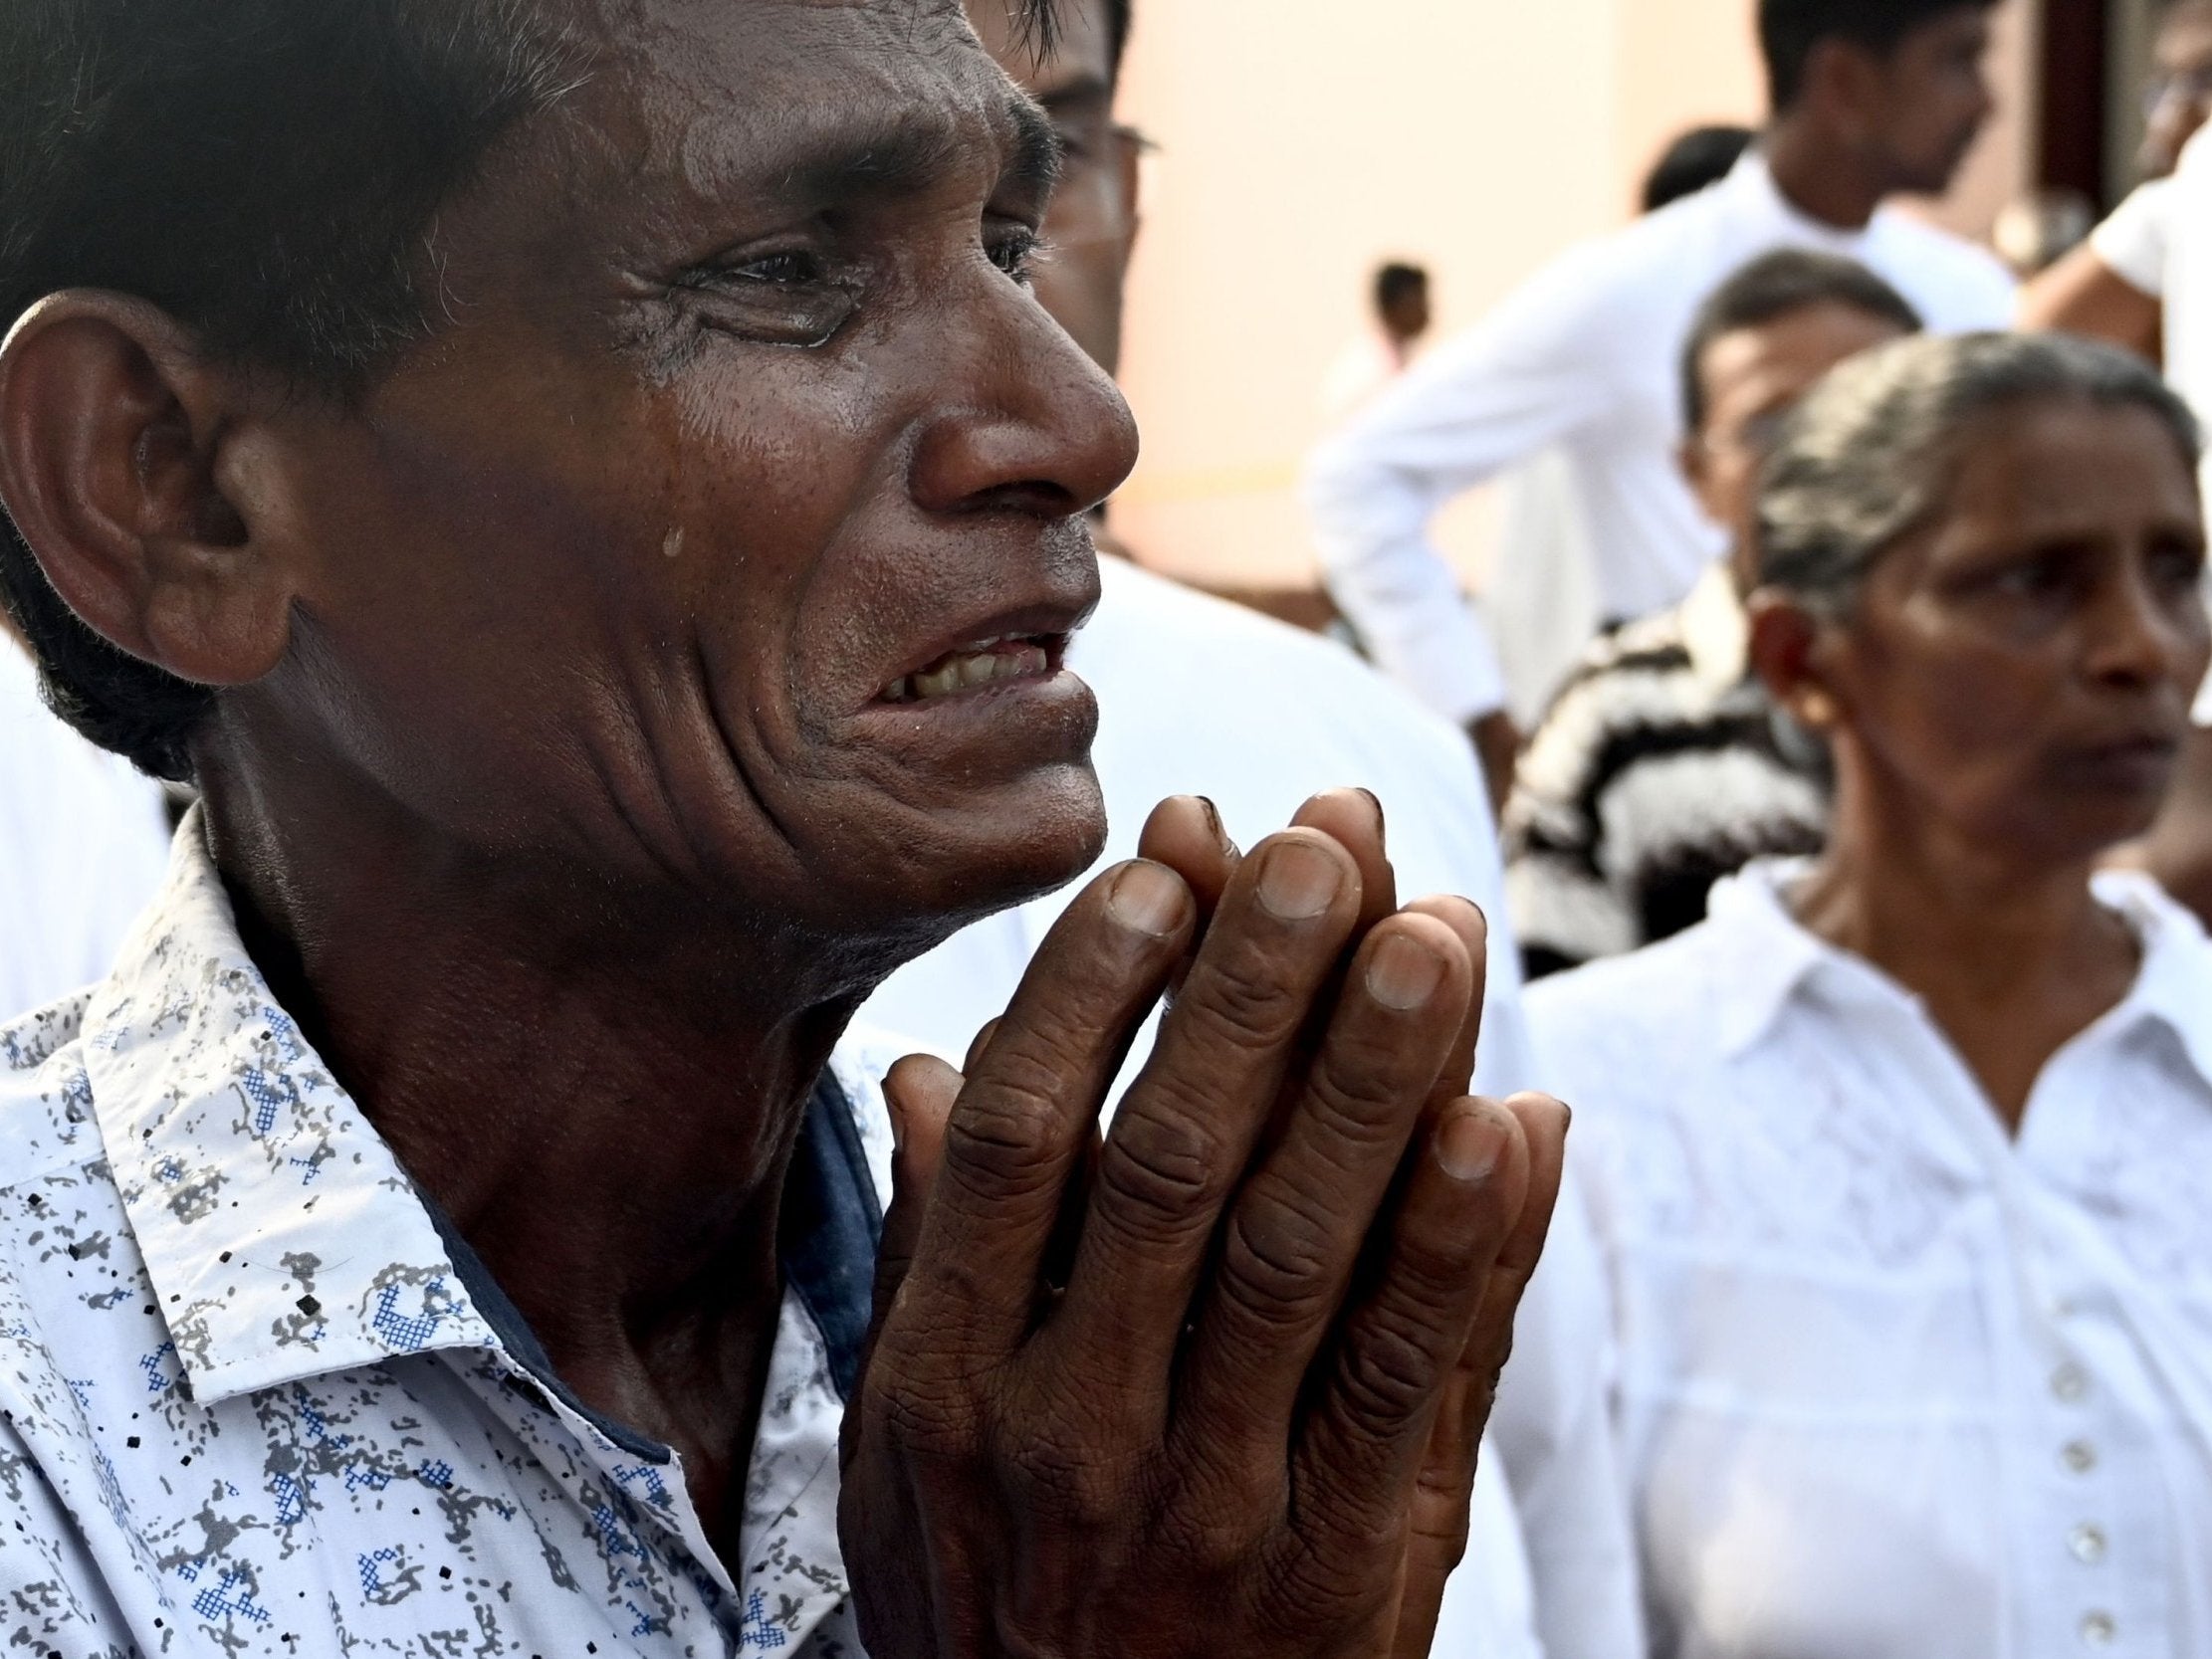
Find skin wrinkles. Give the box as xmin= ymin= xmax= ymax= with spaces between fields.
xmin=1757 ymin=398 xmax=2209 ymax=1123
xmin=137 ymin=0 xmax=1136 ymax=1550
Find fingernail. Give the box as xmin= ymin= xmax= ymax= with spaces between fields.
xmin=1257 ymin=840 xmax=1341 ymax=920
xmin=1109 ymin=861 xmax=1188 ymax=937
xmin=1357 ymin=787 xmax=1387 ymax=847
xmin=890 ymin=1104 xmax=907 ymax=1156
xmin=1367 ymin=932 xmax=1446 ymax=1010
xmin=1199 ymin=796 xmax=1232 ymax=852
xmin=1438 ymin=1107 xmax=1509 ymax=1183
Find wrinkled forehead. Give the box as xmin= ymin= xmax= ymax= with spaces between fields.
xmin=564 ymin=0 xmax=1028 ymax=203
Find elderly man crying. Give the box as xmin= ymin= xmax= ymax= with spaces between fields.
xmin=0 ymin=3 xmax=1565 ymax=1655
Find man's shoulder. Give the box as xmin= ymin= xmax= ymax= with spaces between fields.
xmin=1870 ymin=208 xmax=2018 ymax=320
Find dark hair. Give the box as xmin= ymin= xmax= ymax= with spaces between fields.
xmin=1758 ymin=331 xmax=2203 ymax=609
xmin=0 ymin=0 xmax=1061 ymax=782
xmin=1679 ymin=249 xmax=1924 ymax=433
xmin=1642 ymin=124 xmax=1757 ymax=212
xmin=1374 ymin=263 xmax=1430 ymax=317
xmin=1758 ymin=0 xmax=1996 ymax=109
xmin=1106 ymin=0 xmax=1133 ymax=77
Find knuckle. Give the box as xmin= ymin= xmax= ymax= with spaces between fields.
xmin=1333 ymin=1318 xmax=1444 ymax=1433
xmin=1008 ymin=1433 xmax=1142 ymax=1532
xmin=1302 ymin=1041 xmax=1430 ymax=1152
xmin=943 ymin=1085 xmax=1063 ymax=1200
xmin=1217 ymin=1187 xmax=1340 ymax=1331
xmin=1176 ymin=949 xmax=1307 ymax=1051
xmin=1096 ymin=1107 xmax=1230 ymax=1245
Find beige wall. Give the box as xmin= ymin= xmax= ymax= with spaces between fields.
xmin=1110 ymin=0 xmax=2039 ymax=591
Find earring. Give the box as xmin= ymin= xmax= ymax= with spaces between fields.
xmin=1796 ymin=690 xmax=1839 ymax=729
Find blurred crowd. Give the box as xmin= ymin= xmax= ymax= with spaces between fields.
xmin=5 ymin=0 xmax=2212 ymax=1657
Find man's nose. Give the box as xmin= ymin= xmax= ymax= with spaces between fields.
xmin=906 ymin=283 xmax=1140 ymax=520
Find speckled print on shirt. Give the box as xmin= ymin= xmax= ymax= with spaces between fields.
xmin=0 ymin=814 xmax=904 ymax=1657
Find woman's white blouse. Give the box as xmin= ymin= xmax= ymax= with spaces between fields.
xmin=1529 ymin=863 xmax=2212 ymax=1659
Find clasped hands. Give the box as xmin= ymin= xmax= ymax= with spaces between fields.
xmin=841 ymin=790 xmax=1569 ymax=1659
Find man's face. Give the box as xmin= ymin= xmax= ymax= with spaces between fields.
xmin=2141 ymin=4 xmax=2212 ymax=180
xmin=251 ymin=0 xmax=1138 ymax=964
xmin=1857 ymin=7 xmax=1996 ymax=196
xmin=968 ymin=0 xmax=1139 ymax=375
xmin=1382 ymin=287 xmax=1433 ymax=346
xmin=1681 ymin=301 xmax=1911 ymax=591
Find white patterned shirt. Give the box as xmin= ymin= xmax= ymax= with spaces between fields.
xmin=0 ymin=814 xmax=901 ymax=1658
xmin=1531 ymin=862 xmax=2212 ymax=1659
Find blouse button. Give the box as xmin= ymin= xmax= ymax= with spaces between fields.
xmin=2081 ymin=1611 xmax=2117 ymax=1646
xmin=2052 ymin=1362 xmax=2092 ymax=1403
xmin=2069 ymin=1524 xmax=2108 ymax=1565
xmin=2062 ymin=1440 xmax=2099 ymax=1476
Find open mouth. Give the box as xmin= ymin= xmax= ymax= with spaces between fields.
xmin=880 ymin=633 xmax=1069 ymax=706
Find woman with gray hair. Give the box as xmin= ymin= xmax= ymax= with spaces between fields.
xmin=1528 ymin=331 xmax=2212 ymax=1656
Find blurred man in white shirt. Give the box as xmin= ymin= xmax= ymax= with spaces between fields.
xmin=1305 ymin=0 xmax=2016 ymax=804
xmin=2018 ymin=0 xmax=2212 ymax=362
xmin=866 ymin=4 xmax=1643 ymax=1655
xmin=1322 ymin=262 xmax=1435 ymax=425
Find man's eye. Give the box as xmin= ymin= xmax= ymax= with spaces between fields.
xmin=988 ymin=227 xmax=1044 ymax=286
xmin=732 ymin=251 xmax=826 ymax=287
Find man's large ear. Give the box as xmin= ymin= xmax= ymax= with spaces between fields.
xmin=0 ymin=291 xmax=299 ymax=690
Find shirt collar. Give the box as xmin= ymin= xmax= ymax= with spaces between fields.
xmin=1705 ymin=859 xmax=2212 ymax=1089
xmin=84 ymin=810 xmax=500 ymax=1404
xmin=2089 ymin=869 xmax=2212 ymax=1091
xmin=1676 ymin=561 xmax=1751 ymax=694
xmin=84 ymin=809 xmax=883 ymax=1408
xmin=1703 ymin=860 xmax=1833 ymax=1060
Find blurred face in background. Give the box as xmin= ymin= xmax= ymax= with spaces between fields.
xmin=1381 ymin=282 xmax=1434 ymax=347
xmin=1681 ymin=301 xmax=1915 ymax=592
xmin=1784 ymin=400 xmax=2209 ymax=865
xmin=2140 ymin=2 xmax=2212 ymax=180
xmin=1844 ymin=6 xmax=1996 ymax=196
xmin=968 ymin=0 xmax=1141 ymax=375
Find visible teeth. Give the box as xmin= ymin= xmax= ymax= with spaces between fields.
xmin=892 ymin=639 xmax=1053 ymax=703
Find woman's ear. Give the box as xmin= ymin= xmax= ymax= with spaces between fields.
xmin=0 ymin=290 xmax=300 ymax=689
xmin=1746 ymin=586 xmax=1843 ymax=732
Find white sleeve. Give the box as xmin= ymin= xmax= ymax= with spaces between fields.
xmin=1303 ymin=256 xmax=1622 ymax=726
xmin=1484 ymin=1172 xmax=1648 ymax=1659
xmin=2091 ymin=180 xmax=2174 ymax=300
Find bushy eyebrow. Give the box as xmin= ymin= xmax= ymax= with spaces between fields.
xmin=760 ymin=91 xmax=1061 ymax=215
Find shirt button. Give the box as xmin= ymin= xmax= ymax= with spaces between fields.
xmin=2062 ymin=1440 xmax=2100 ymax=1475
xmin=2053 ymin=1362 xmax=2092 ymax=1403
xmin=2070 ymin=1524 xmax=2108 ymax=1565
xmin=2081 ymin=1611 xmax=2117 ymax=1646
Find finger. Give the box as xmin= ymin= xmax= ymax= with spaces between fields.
xmin=906 ymin=859 xmax=1197 ymax=1354
xmin=964 ymin=1019 xmax=1002 ymax=1077
xmin=872 ymin=1054 xmax=964 ymax=1332
xmin=1048 ymin=828 xmax=1366 ymax=1401
xmin=1391 ymin=1356 xmax=1481 ymax=1659
xmin=1137 ymin=795 xmax=1242 ymax=926
xmin=1402 ymin=896 xmax=1490 ymax=1104
xmin=1174 ymin=912 xmax=1474 ymax=1454
xmin=1462 ymin=1094 xmax=1570 ymax=1389
xmin=1390 ymin=1094 xmax=1569 ymax=1655
xmin=1292 ymin=788 xmax=1397 ymax=932
xmin=1289 ymin=1098 xmax=1534 ymax=1570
